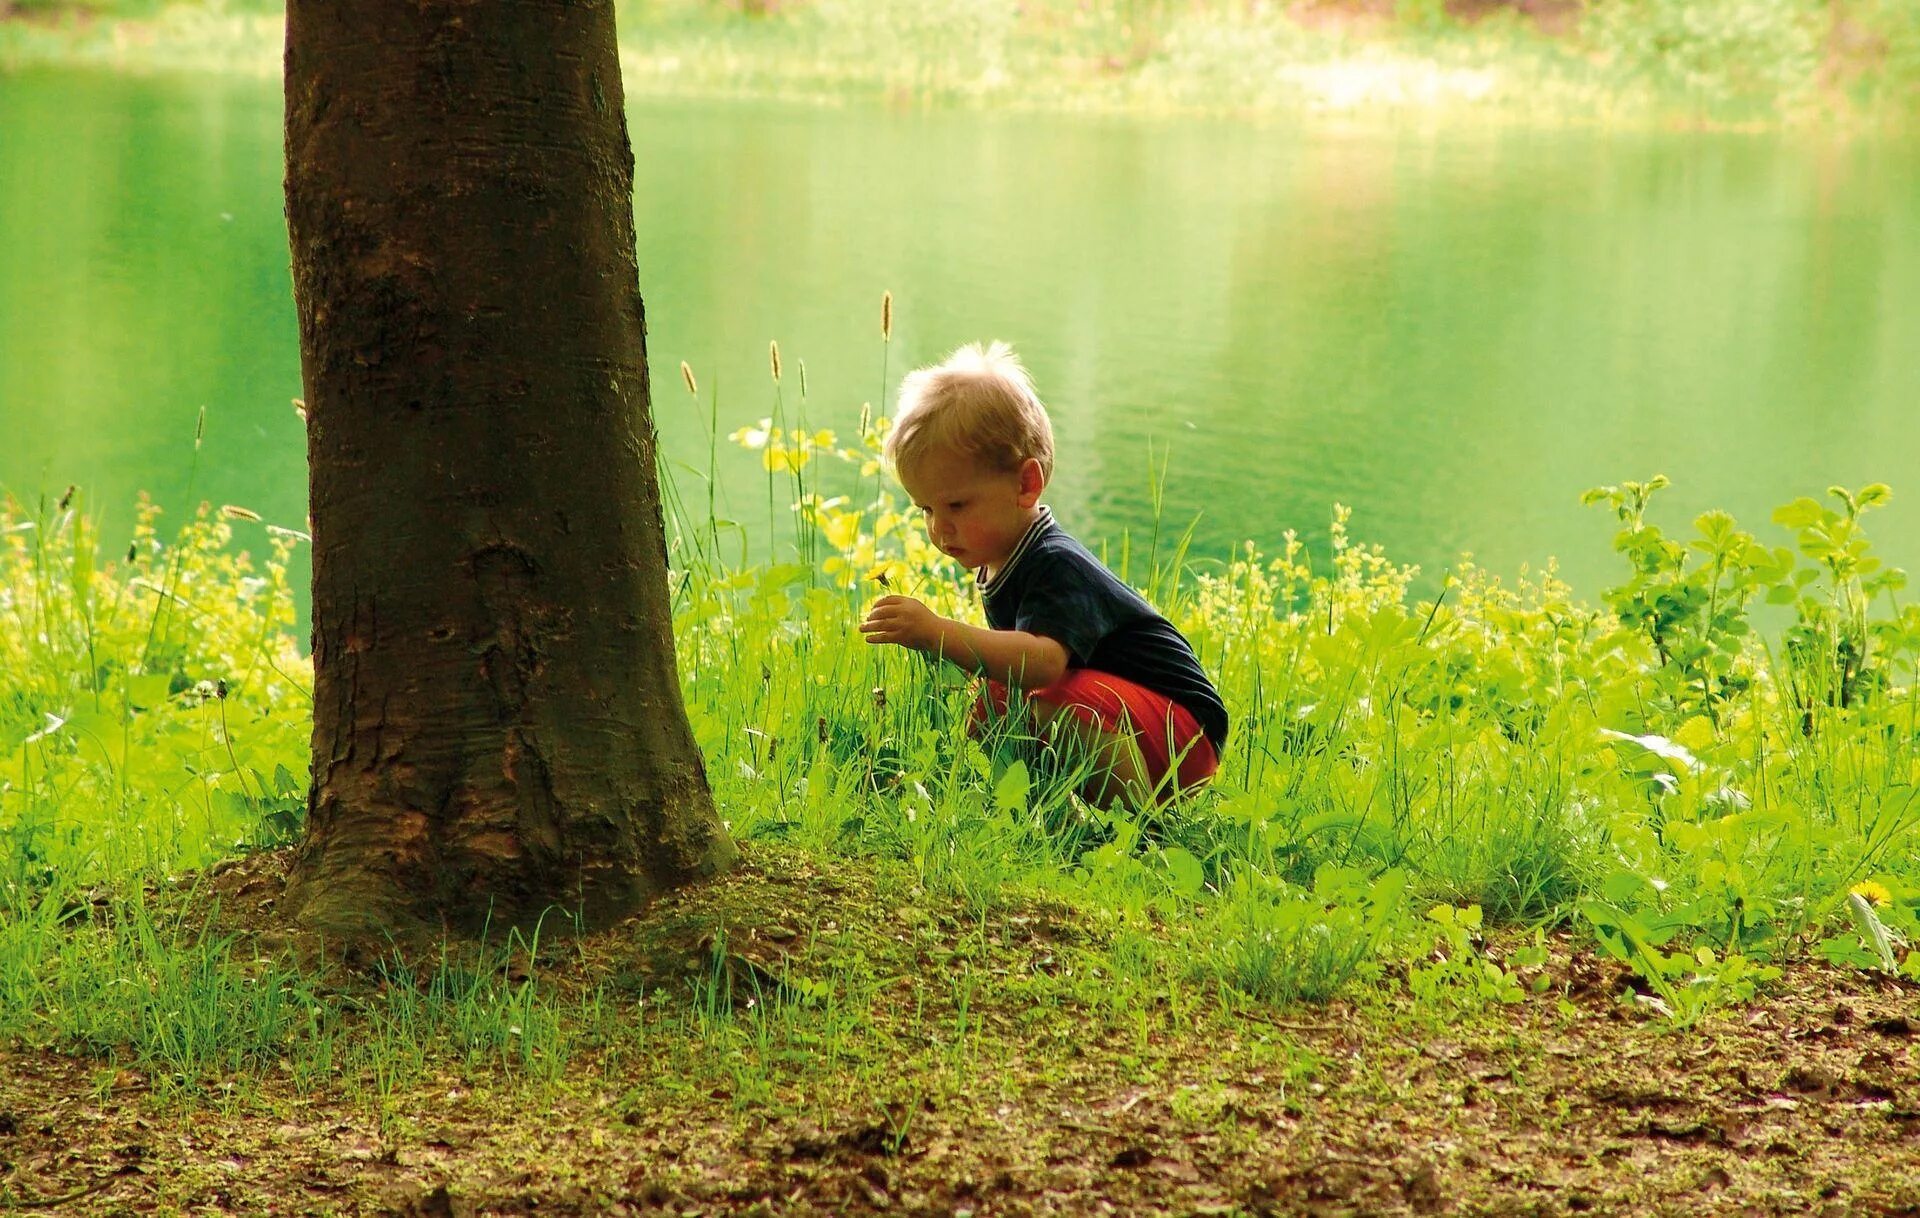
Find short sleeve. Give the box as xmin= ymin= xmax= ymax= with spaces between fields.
xmin=1012 ymin=564 xmax=1125 ymax=666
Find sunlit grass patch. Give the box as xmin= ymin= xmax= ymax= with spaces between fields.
xmin=667 ymin=331 xmax=1920 ymax=1021
xmin=5 ymin=307 xmax=1920 ymax=1118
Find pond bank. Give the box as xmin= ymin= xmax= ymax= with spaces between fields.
xmin=3 ymin=1 xmax=1915 ymax=130
xmin=5 ymin=845 xmax=1918 ymax=1216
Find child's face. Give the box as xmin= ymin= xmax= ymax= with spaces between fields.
xmin=898 ymin=448 xmax=1045 ymax=573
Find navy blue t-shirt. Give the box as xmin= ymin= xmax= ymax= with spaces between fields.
xmin=979 ymin=508 xmax=1230 ymax=749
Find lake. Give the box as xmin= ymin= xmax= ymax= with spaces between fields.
xmin=4 ymin=66 xmax=1918 ymax=610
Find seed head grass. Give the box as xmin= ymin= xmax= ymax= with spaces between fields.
xmin=4 ymin=327 xmax=1919 ymax=1105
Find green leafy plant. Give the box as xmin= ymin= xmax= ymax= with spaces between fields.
xmin=1407 ymin=903 xmax=1529 ymax=1011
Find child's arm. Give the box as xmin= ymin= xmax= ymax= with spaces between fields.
xmin=859 ymin=595 xmax=1068 ymax=690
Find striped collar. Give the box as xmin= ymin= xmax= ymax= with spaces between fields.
xmin=979 ymin=506 xmax=1054 ymax=595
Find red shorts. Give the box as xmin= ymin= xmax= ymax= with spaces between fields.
xmin=973 ymin=668 xmax=1220 ymax=798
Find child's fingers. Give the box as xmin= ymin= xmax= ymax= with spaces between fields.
xmin=859 ymin=600 xmax=925 ymax=648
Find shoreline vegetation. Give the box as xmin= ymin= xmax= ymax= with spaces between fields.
xmin=7 ymin=364 xmax=1919 ymax=1020
xmin=4 ymin=311 xmax=1920 ymax=1205
xmin=1 ymin=0 xmax=1917 ymax=128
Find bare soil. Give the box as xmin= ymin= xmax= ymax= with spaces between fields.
xmin=3 ymin=848 xmax=1918 ymax=1216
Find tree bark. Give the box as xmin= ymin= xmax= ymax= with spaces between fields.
xmin=281 ymin=0 xmax=737 ymax=935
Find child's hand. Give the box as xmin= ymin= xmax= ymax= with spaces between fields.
xmin=859 ymin=595 xmax=942 ymax=652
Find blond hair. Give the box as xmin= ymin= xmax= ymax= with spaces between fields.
xmin=885 ymin=341 xmax=1055 ymax=482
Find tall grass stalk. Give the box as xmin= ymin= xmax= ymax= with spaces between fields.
xmin=7 ymin=333 xmax=1920 ymax=1097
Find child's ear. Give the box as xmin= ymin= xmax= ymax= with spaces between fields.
xmin=1017 ymin=458 xmax=1046 ymax=507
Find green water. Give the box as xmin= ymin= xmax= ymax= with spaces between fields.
xmin=5 ymin=66 xmax=1919 ymax=605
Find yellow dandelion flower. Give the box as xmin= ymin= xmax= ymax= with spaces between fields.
xmin=1850 ymin=881 xmax=1892 ymax=907
xmin=866 ymin=560 xmax=912 ymax=591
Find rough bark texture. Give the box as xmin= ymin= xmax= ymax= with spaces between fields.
xmin=281 ymin=0 xmax=737 ymax=935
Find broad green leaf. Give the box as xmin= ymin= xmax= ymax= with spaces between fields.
xmin=1601 ymin=869 xmax=1652 ymax=906
xmin=127 ymin=674 xmax=172 ymax=710
xmin=1772 ymin=498 xmax=1826 ymax=530
xmin=63 ymin=707 xmax=123 ymax=771
xmin=1673 ymin=716 xmax=1715 ymax=752
xmin=992 ymin=759 xmax=1030 ymax=814
xmin=1160 ymin=846 xmax=1205 ymax=898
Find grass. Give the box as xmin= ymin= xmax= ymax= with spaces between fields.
xmin=4 ymin=847 xmax=1918 ymax=1211
xmin=721 ymin=381 xmax=1920 ymax=971
xmin=2 ymin=320 xmax=1920 ymax=1207
xmin=3 ymin=0 xmax=1918 ymax=128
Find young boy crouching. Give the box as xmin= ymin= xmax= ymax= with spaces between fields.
xmin=858 ymin=341 xmax=1229 ymax=808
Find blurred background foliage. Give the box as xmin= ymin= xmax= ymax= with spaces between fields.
xmin=3 ymin=0 xmax=1917 ymax=121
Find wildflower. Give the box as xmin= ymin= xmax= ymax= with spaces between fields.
xmin=730 ymin=420 xmax=773 ymax=449
xmin=763 ymin=445 xmax=806 ymax=474
xmin=882 ymin=290 xmax=893 ymax=342
xmin=220 ymin=505 xmax=263 ymax=523
xmin=821 ymin=513 xmax=861 ymax=553
xmin=1850 ymin=881 xmax=1892 ymax=907
xmin=769 ymin=340 xmax=782 ymax=383
xmin=866 ymin=560 xmax=912 ymax=592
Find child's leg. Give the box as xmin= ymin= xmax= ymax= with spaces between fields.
xmin=975 ymin=671 xmax=1214 ymax=811
xmin=1023 ymin=699 xmax=1153 ymax=810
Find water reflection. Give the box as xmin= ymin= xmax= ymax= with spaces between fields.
xmin=3 ymin=68 xmax=1917 ymax=609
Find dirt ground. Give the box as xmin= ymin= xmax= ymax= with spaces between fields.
xmin=3 ymin=850 xmax=1918 ymax=1216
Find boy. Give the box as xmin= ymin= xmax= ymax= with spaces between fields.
xmin=858 ymin=341 xmax=1228 ymax=807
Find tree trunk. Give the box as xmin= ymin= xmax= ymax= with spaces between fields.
xmin=281 ymin=0 xmax=737 ymax=935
